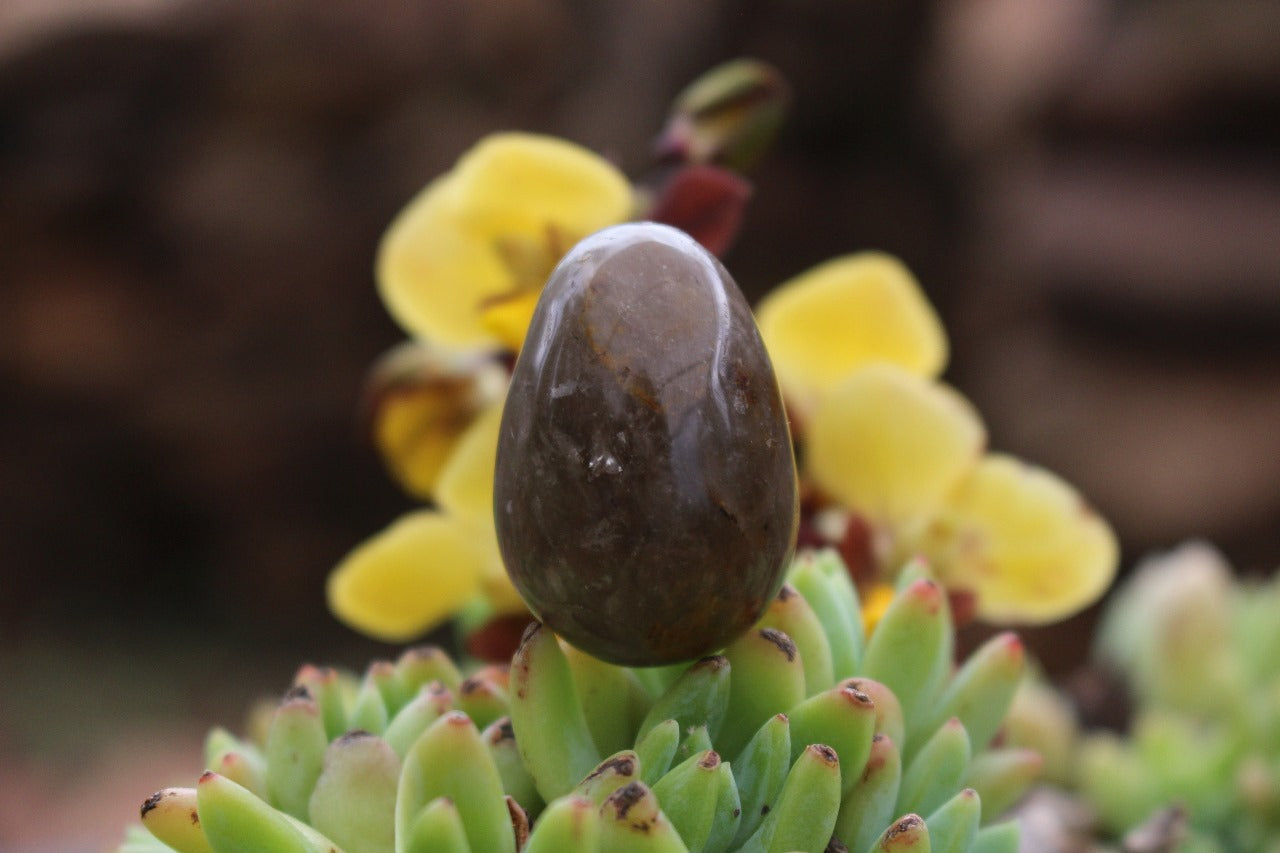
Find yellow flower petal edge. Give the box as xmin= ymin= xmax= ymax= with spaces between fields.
xmin=919 ymin=453 xmax=1119 ymax=625
xmin=377 ymin=133 xmax=633 ymax=349
xmin=480 ymin=288 xmax=543 ymax=353
xmin=435 ymin=399 xmax=505 ymax=522
xmin=327 ymin=510 xmax=490 ymax=642
xmin=367 ymin=343 xmax=508 ymax=501
xmin=806 ymin=363 xmax=985 ymax=526
xmin=757 ymin=252 xmax=948 ymax=418
xmin=449 ymin=133 xmax=634 ymax=236
xmin=378 ymin=174 xmax=507 ymax=348
xmin=477 ymin=531 xmax=529 ymax=616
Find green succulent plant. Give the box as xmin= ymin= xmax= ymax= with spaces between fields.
xmin=119 ymin=550 xmax=1033 ymax=853
xmin=1068 ymin=542 xmax=1280 ymax=851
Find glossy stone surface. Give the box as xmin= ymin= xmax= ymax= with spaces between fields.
xmin=494 ymin=222 xmax=798 ymax=665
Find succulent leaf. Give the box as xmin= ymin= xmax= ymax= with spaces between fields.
xmin=787 ymin=553 xmax=863 ymax=680
xmin=638 ymin=655 xmax=731 ymax=743
xmin=350 ymin=670 xmax=392 ymax=734
xmin=729 ymin=713 xmax=792 ymax=848
xmin=970 ymin=820 xmax=1019 ymax=853
xmin=562 ymin=643 xmax=652 ymax=757
xmin=523 ymin=795 xmax=601 ymax=852
xmin=396 ymin=712 xmax=515 ymax=853
xmin=574 ymin=751 xmax=644 ymax=806
xmin=962 ymin=748 xmax=1042 ymax=823
xmin=140 ymin=787 xmax=214 ymax=853
xmin=456 ymin=670 xmax=510 ymax=732
xmin=841 ymin=677 xmax=905 ymax=751
xmin=861 ymin=578 xmax=952 ymax=753
xmin=757 ymin=583 xmax=835 ymax=697
xmin=929 ymin=633 xmax=1023 ymax=753
xmin=292 ymin=665 xmax=352 ymax=742
xmin=264 ymin=690 xmax=330 ymax=820
xmin=785 ymin=682 xmax=876 ymax=797
xmin=868 ymin=814 xmax=930 ymax=852
xmin=720 ymin=628 xmax=806 ymax=759
xmin=396 ymin=646 xmax=465 ymax=697
xmin=834 ymin=734 xmax=902 ymax=853
xmin=737 ymin=743 xmax=841 ymax=853
xmin=401 ymin=797 xmax=471 ymax=853
xmin=205 ymin=728 xmax=267 ymax=796
xmin=307 ymin=731 xmax=399 ymax=853
xmin=598 ymin=782 xmax=691 ymax=853
xmin=509 ymin=623 xmax=602 ymax=801
xmin=924 ymin=788 xmax=981 ymax=853
xmin=898 ymin=718 xmax=971 ymax=819
xmin=636 ymin=719 xmax=683 ymax=786
xmin=197 ymin=771 xmax=334 ymax=853
xmin=483 ymin=717 xmax=544 ymax=817
xmin=384 ymin=682 xmax=454 ymax=759
xmin=651 ymin=750 xmax=740 ymax=853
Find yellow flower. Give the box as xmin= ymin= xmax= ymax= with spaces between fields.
xmin=377 ymin=133 xmax=634 ymax=352
xmin=760 ymin=254 xmax=1117 ymax=625
xmin=755 ymin=252 xmax=948 ymax=420
xmin=330 ymin=133 xmax=632 ymax=642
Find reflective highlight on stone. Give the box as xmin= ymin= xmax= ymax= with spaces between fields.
xmin=494 ymin=222 xmax=798 ymax=665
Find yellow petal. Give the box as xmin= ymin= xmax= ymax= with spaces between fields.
xmin=327 ymin=511 xmax=488 ymax=641
xmin=374 ymin=394 xmax=458 ymax=499
xmin=377 ymin=177 xmax=513 ymax=348
xmin=377 ymin=134 xmax=633 ymax=350
xmin=859 ymin=581 xmax=897 ymax=634
xmin=435 ymin=400 xmax=504 ymax=521
xmin=756 ymin=252 xmax=948 ymax=417
xmin=916 ymin=453 xmax=1119 ymax=625
xmin=480 ymin=288 xmax=543 ymax=352
xmin=366 ymin=343 xmax=508 ymax=500
xmin=806 ymin=363 xmax=985 ymax=526
xmin=449 ymin=133 xmax=634 ymax=237
xmin=476 ymin=530 xmax=530 ymax=616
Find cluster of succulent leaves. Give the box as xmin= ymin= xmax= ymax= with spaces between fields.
xmin=1066 ymin=542 xmax=1280 ymax=851
xmin=120 ymin=551 xmax=1037 ymax=853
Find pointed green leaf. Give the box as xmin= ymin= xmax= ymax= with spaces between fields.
xmin=598 ymin=782 xmax=690 ymax=853
xmin=861 ymin=579 xmax=952 ymax=752
xmin=720 ymin=628 xmax=806 ymax=759
xmin=787 ymin=682 xmax=877 ymax=796
xmin=509 ymin=623 xmax=601 ymax=801
xmin=396 ymin=712 xmax=514 ymax=853
xmin=264 ymin=689 xmax=329 ymax=820
xmin=835 ymin=733 xmax=902 ymax=853
xmin=638 ymin=656 xmax=731 ymax=743
xmin=757 ymin=584 xmax=835 ymax=696
xmin=924 ymin=788 xmax=980 ymax=853
xmin=730 ymin=714 xmax=791 ymax=848
xmin=307 ymin=731 xmax=398 ymax=853
xmin=898 ymin=718 xmax=970 ymax=818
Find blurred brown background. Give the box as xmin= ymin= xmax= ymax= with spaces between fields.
xmin=1 ymin=0 xmax=1278 ymax=848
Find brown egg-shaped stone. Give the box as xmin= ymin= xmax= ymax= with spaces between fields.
xmin=494 ymin=222 xmax=798 ymax=665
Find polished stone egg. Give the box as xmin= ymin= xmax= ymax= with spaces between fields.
xmin=494 ymin=222 xmax=798 ymax=665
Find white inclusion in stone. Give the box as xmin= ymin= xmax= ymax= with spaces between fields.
xmin=550 ymin=380 xmax=577 ymax=399
xmin=587 ymin=452 xmax=623 ymax=476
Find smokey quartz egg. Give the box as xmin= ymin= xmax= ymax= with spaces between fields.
xmin=493 ymin=222 xmax=798 ymax=665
